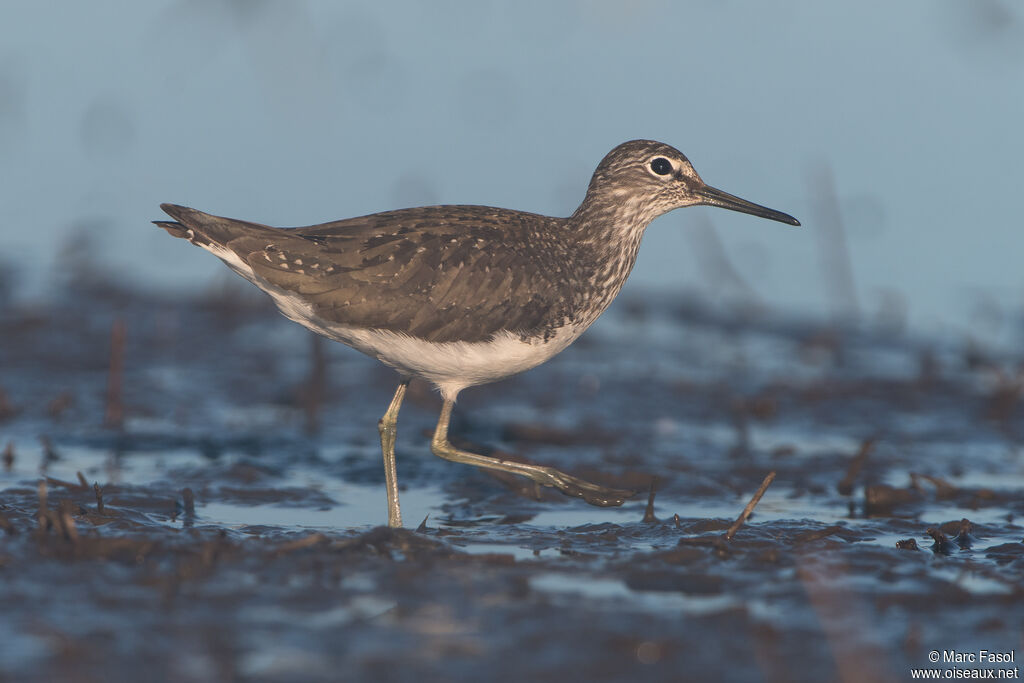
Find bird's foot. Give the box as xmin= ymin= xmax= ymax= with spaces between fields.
xmin=539 ymin=467 xmax=635 ymax=507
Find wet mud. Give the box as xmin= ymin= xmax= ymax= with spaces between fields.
xmin=2 ymin=278 xmax=1023 ymax=682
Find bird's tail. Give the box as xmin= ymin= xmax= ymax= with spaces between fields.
xmin=152 ymin=203 xmax=215 ymax=245
xmin=152 ymin=203 xmax=269 ymax=248
xmin=153 ymin=219 xmax=190 ymax=239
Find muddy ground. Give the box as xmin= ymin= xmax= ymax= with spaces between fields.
xmin=1 ymin=273 xmax=1023 ymax=683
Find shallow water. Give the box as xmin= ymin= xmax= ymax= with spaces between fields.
xmin=1 ymin=282 xmax=1023 ymax=682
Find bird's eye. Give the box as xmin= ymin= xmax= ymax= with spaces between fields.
xmin=649 ymin=157 xmax=673 ymax=176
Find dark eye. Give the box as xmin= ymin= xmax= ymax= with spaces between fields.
xmin=650 ymin=157 xmax=673 ymax=176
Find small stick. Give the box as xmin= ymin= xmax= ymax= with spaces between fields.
xmin=94 ymin=482 xmax=105 ymax=514
xmin=44 ymin=476 xmax=82 ymax=489
xmin=277 ymin=533 xmax=327 ymax=554
xmin=36 ymin=479 xmax=50 ymax=533
xmin=58 ymin=499 xmax=79 ymax=543
xmin=837 ymin=438 xmax=874 ymax=495
xmin=39 ymin=436 xmax=58 ymax=473
xmin=914 ymin=473 xmax=957 ymax=498
xmin=730 ymin=401 xmax=750 ymax=457
xmin=0 ymin=388 xmax=16 ymax=420
xmin=926 ymin=527 xmax=954 ymax=554
xmin=642 ymin=477 xmax=658 ymax=523
xmin=182 ymin=487 xmax=195 ymax=516
xmin=954 ymin=518 xmax=973 ymax=549
xmin=808 ymin=162 xmax=860 ymax=323
xmin=2 ymin=442 xmax=13 ymax=471
xmin=724 ymin=471 xmax=776 ymax=541
xmin=104 ymin=318 xmax=125 ymax=428
xmin=76 ymin=471 xmax=89 ymax=489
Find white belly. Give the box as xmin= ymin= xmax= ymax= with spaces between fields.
xmin=338 ymin=325 xmax=581 ymax=400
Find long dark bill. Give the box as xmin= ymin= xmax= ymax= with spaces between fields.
xmin=698 ymin=185 xmax=800 ymax=226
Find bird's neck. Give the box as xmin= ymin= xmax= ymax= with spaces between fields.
xmin=568 ymin=189 xmax=658 ymax=264
xmin=563 ymin=190 xmax=659 ymax=326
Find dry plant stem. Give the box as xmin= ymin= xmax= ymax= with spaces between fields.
xmin=808 ymin=163 xmax=859 ymax=323
xmin=643 ymin=478 xmax=658 ymax=523
xmin=837 ymin=438 xmax=874 ymax=495
xmin=58 ymin=500 xmax=78 ymax=543
xmin=104 ymin=318 xmax=125 ymax=428
xmin=277 ymin=533 xmax=327 ymax=554
xmin=182 ymin=487 xmax=195 ymax=516
xmin=36 ymin=479 xmax=49 ymax=534
xmin=725 ymin=471 xmax=776 ymax=541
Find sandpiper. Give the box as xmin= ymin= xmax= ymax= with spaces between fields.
xmin=155 ymin=139 xmax=799 ymax=527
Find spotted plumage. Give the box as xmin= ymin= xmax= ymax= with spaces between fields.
xmin=154 ymin=139 xmax=799 ymax=527
xmin=159 ymin=203 xmax=596 ymax=344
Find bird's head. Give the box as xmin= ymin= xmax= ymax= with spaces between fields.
xmin=579 ymin=139 xmax=799 ymax=227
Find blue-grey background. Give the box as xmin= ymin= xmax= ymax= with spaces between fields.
xmin=2 ymin=1 xmax=1021 ymax=334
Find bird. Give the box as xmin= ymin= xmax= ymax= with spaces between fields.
xmin=154 ymin=139 xmax=799 ymax=528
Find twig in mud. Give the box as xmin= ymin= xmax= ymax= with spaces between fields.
xmin=2 ymin=442 xmax=13 ymax=471
xmin=910 ymin=472 xmax=958 ymax=498
xmin=47 ymin=391 xmax=74 ymax=420
xmin=642 ymin=478 xmax=658 ymax=523
xmin=104 ymin=318 xmax=125 ymax=429
xmin=725 ymin=471 xmax=776 ymax=541
xmin=94 ymin=483 xmax=104 ymax=514
xmin=686 ymin=214 xmax=761 ymax=309
xmin=277 ymin=533 xmax=327 ymax=554
xmin=926 ymin=527 xmax=955 ymax=554
xmin=729 ymin=400 xmax=750 ymax=458
xmin=45 ymin=476 xmax=85 ymax=490
xmin=807 ymin=162 xmax=860 ymax=324
xmin=416 ymin=515 xmax=430 ymax=533
xmin=76 ymin=471 xmax=89 ymax=489
xmin=58 ymin=500 xmax=79 ymax=544
xmin=0 ymin=388 xmax=17 ymax=421
xmin=39 ymin=436 xmax=59 ymax=473
xmin=182 ymin=488 xmax=195 ymax=516
xmin=36 ymin=479 xmax=51 ymax=534
xmin=953 ymin=518 xmax=973 ymax=549
xmin=837 ymin=438 xmax=875 ymax=495
xmin=794 ymin=525 xmax=844 ymax=544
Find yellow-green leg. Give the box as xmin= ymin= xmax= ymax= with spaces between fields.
xmin=430 ymin=399 xmax=633 ymax=506
xmin=378 ymin=381 xmax=409 ymax=528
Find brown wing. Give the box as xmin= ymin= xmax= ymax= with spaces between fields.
xmin=158 ymin=204 xmax=572 ymax=343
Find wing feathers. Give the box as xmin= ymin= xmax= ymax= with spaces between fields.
xmin=157 ymin=204 xmax=572 ymax=343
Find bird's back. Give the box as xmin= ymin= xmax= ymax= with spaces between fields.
xmin=157 ymin=203 xmax=588 ymax=344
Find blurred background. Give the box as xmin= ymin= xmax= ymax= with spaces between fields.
xmin=3 ymin=6 xmax=1024 ymax=681
xmin=1 ymin=0 xmax=1022 ymax=337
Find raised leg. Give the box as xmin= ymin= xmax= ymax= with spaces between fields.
xmin=430 ymin=399 xmax=634 ymax=506
xmin=378 ymin=380 xmax=409 ymax=528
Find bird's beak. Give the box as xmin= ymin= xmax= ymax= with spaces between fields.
xmin=697 ymin=185 xmax=800 ymax=226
